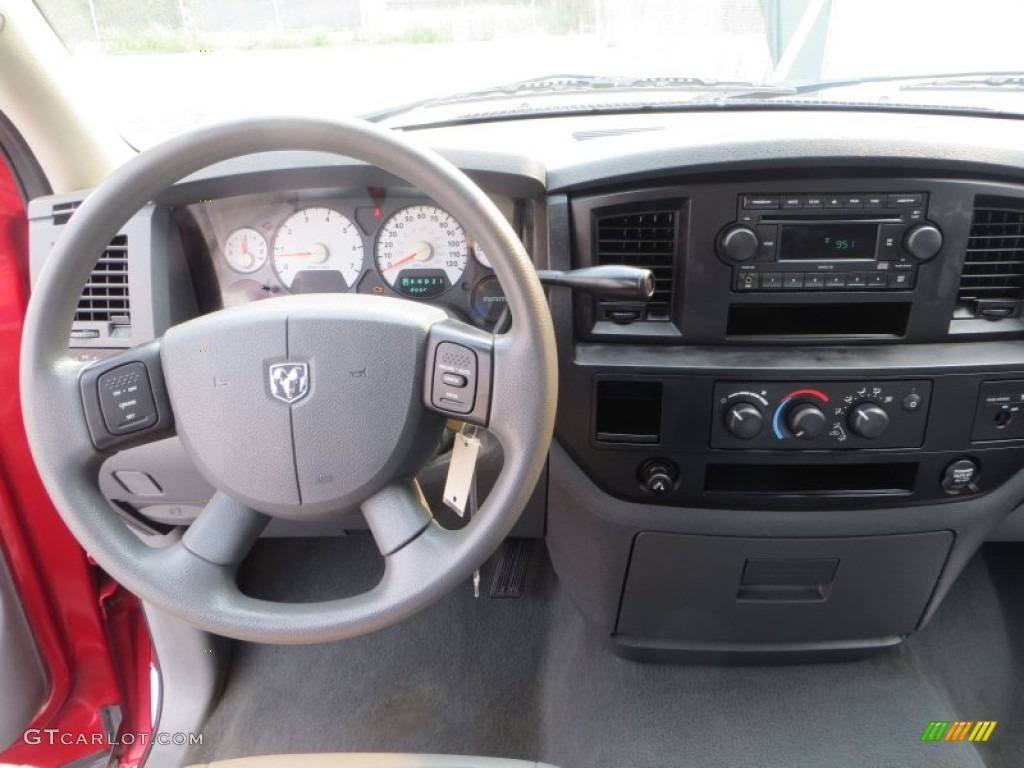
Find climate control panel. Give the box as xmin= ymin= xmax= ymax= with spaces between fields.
xmin=712 ymin=380 xmax=931 ymax=450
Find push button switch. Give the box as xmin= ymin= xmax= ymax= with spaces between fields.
xmin=431 ymin=342 xmax=478 ymax=414
xmin=442 ymin=372 xmax=468 ymax=388
xmin=942 ymin=458 xmax=979 ymax=495
xmin=97 ymin=363 xmax=158 ymax=435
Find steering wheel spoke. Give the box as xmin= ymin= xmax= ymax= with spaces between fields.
xmin=181 ymin=492 xmax=270 ymax=567
xmin=78 ymin=338 xmax=176 ymax=453
xmin=361 ymin=479 xmax=434 ymax=556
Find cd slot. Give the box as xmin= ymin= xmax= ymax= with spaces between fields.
xmin=727 ymin=303 xmax=910 ymax=338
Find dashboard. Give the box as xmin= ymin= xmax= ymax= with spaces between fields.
xmin=28 ymin=108 xmax=1024 ymax=663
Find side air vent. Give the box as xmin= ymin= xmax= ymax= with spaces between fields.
xmin=51 ymin=200 xmax=81 ymax=225
xmin=957 ymin=197 xmax=1024 ymax=319
xmin=74 ymin=235 xmax=131 ymax=326
xmin=594 ymin=210 xmax=676 ymax=321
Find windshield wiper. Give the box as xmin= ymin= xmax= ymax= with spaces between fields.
xmin=712 ymin=70 xmax=1024 ymax=101
xmin=363 ymin=74 xmax=792 ymax=123
xmin=901 ymin=73 xmax=1024 ymax=91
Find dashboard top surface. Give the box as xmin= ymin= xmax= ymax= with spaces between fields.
xmin=412 ymin=109 xmax=1024 ymax=184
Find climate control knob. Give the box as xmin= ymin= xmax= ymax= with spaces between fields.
xmin=903 ymin=224 xmax=943 ymax=262
xmin=786 ymin=402 xmax=827 ymax=440
xmin=848 ymin=403 xmax=890 ymax=439
xmin=724 ymin=402 xmax=764 ymax=439
xmin=719 ymin=226 xmax=759 ymax=263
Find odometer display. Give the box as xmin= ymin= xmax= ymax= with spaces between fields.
xmin=375 ymin=205 xmax=468 ymax=297
xmin=395 ymin=269 xmax=450 ymax=298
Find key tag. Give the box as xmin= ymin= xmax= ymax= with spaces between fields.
xmin=444 ymin=425 xmax=482 ymax=518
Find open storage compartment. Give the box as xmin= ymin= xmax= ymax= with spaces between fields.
xmin=616 ymin=531 xmax=953 ymax=648
xmin=726 ymin=303 xmax=911 ymax=339
xmin=704 ymin=462 xmax=918 ymax=497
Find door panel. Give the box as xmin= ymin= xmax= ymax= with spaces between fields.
xmin=0 ymin=549 xmax=45 ymax=750
xmin=0 ymin=124 xmax=137 ymax=767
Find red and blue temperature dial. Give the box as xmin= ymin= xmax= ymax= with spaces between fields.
xmin=772 ymin=388 xmax=830 ymax=440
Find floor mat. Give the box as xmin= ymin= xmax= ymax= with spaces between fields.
xmin=538 ymin=586 xmax=986 ymax=768
xmin=190 ymin=537 xmax=1023 ymax=768
xmin=190 ymin=534 xmax=556 ymax=763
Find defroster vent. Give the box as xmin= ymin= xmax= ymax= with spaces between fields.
xmin=958 ymin=197 xmax=1024 ymax=319
xmin=595 ymin=210 xmax=677 ymax=321
xmin=75 ymin=235 xmax=131 ymax=325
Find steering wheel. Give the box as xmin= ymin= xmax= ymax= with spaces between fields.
xmin=20 ymin=118 xmax=557 ymax=644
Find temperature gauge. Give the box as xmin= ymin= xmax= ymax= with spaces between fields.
xmin=472 ymin=241 xmax=492 ymax=269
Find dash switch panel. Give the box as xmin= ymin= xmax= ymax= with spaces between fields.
xmin=972 ymin=380 xmax=1024 ymax=441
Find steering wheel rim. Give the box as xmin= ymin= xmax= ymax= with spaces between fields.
xmin=20 ymin=117 xmax=557 ymax=644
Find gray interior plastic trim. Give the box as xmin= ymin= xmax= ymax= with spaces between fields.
xmin=0 ymin=549 xmax=46 ymax=752
xmin=142 ymin=602 xmax=225 ymax=768
xmin=167 ymin=148 xmax=546 ymax=196
xmin=535 ymin=111 xmax=1024 ymax=191
xmin=546 ymin=440 xmax=1024 ymax=638
xmin=20 ymin=117 xmax=557 ymax=643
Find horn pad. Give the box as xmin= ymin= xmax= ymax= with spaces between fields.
xmin=161 ymin=294 xmax=448 ymax=519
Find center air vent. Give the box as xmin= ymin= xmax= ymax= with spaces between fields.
xmin=957 ymin=197 xmax=1024 ymax=319
xmin=594 ymin=210 xmax=677 ymax=321
xmin=74 ymin=235 xmax=131 ymax=326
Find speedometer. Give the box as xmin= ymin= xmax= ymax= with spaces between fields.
xmin=272 ymin=207 xmax=364 ymax=291
xmin=375 ymin=205 xmax=468 ymax=298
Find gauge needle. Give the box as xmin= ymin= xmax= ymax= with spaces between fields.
xmin=384 ymin=244 xmax=432 ymax=272
xmin=277 ymin=243 xmax=329 ymax=263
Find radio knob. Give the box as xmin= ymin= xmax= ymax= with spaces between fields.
xmin=903 ymin=224 xmax=943 ymax=262
xmin=724 ymin=402 xmax=764 ymax=439
xmin=786 ymin=402 xmax=827 ymax=440
xmin=719 ymin=226 xmax=759 ymax=263
xmin=848 ymin=402 xmax=890 ymax=439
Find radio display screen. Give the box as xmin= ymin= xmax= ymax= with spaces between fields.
xmin=779 ymin=223 xmax=878 ymax=260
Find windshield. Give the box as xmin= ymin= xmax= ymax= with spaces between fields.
xmin=33 ymin=0 xmax=1024 ymax=146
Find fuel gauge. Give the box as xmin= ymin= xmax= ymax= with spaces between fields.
xmin=224 ymin=228 xmax=268 ymax=274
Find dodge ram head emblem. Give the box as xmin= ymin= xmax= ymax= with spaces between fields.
xmin=268 ymin=362 xmax=309 ymax=404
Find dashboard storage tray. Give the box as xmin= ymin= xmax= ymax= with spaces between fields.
xmin=616 ymin=531 xmax=952 ymax=646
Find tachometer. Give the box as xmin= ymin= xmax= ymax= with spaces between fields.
xmin=375 ymin=205 xmax=468 ymax=298
xmin=272 ymin=207 xmax=364 ymax=291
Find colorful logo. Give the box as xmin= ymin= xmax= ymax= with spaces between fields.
xmin=921 ymin=721 xmax=997 ymax=742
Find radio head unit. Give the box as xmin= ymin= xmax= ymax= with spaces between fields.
xmin=719 ymin=193 xmax=943 ymax=292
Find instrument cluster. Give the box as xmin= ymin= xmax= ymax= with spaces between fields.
xmin=188 ymin=189 xmax=517 ymax=327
